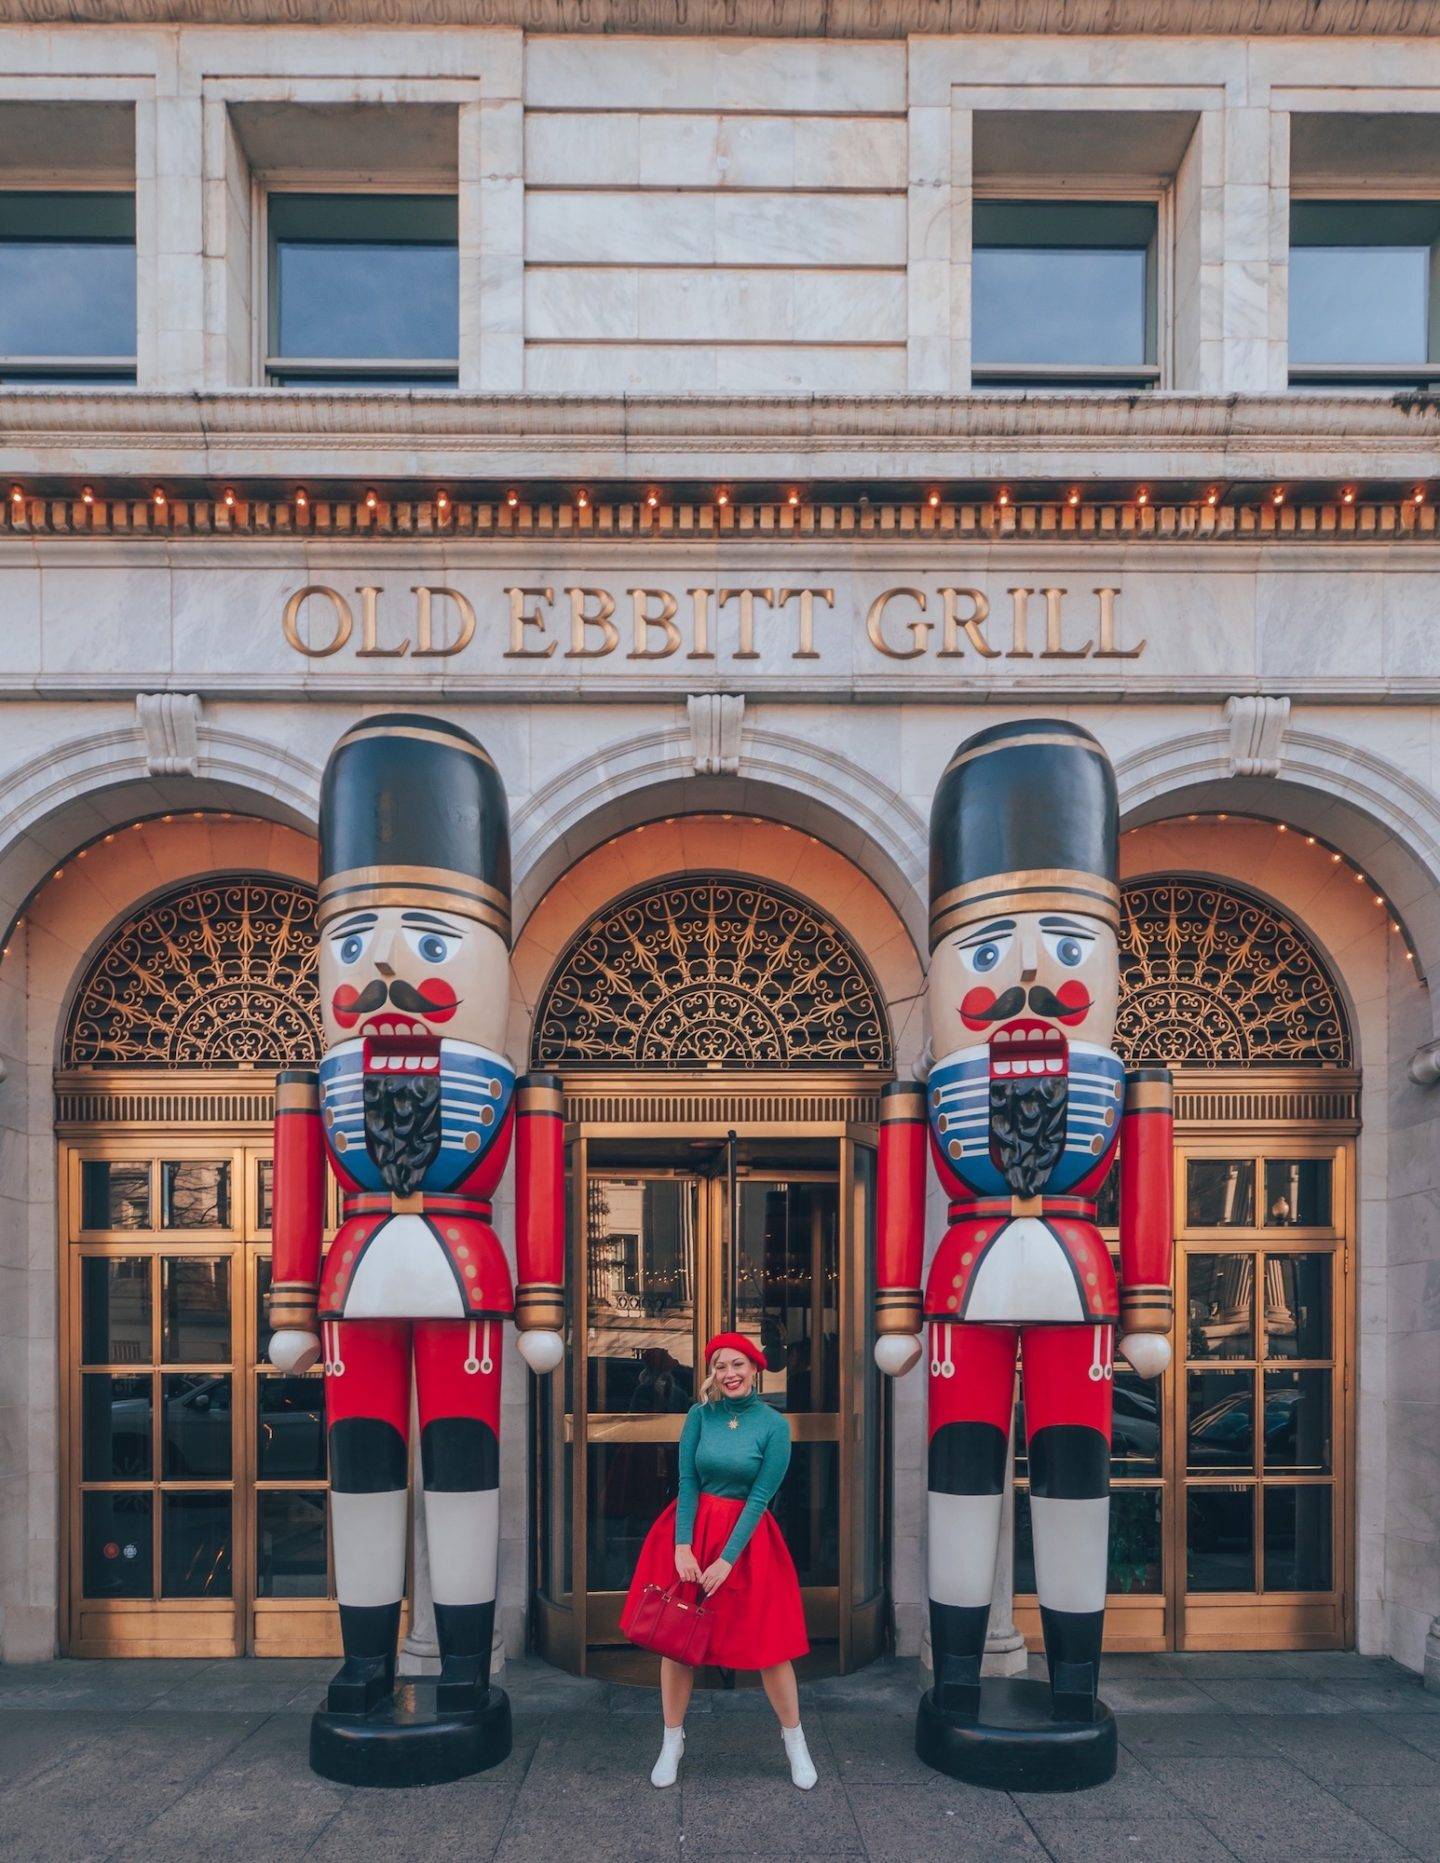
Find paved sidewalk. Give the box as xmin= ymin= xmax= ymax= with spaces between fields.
xmin=1 ymin=1651 xmax=1437 ymax=1861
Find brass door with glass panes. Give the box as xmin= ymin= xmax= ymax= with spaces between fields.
xmin=534 ymin=1126 xmax=885 ymax=1680
xmin=60 ymin=1135 xmax=338 ymax=1658
xmin=1014 ymin=1122 xmax=1353 ymax=1652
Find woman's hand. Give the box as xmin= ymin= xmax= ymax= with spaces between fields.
xmin=674 ymin=1544 xmax=703 ymax=1585
xmin=699 ymin=1557 xmax=733 ymax=1597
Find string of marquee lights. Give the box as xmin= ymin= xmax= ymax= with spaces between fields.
xmin=1123 ymin=813 xmax=1426 ymax=981
xmin=1 ymin=481 xmax=1435 ymax=539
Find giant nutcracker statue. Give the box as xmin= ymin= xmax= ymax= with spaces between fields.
xmin=268 ymin=713 xmax=565 ymax=1787
xmin=875 ymin=719 xmax=1172 ymax=1791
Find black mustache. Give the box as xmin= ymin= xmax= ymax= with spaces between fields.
xmin=972 ymin=984 xmax=1085 ymax=1023
xmin=1027 ymin=985 xmax=1083 ymax=1019
xmin=346 ymin=978 xmax=445 ymax=1019
xmin=972 ymin=987 xmax=1026 ymax=1024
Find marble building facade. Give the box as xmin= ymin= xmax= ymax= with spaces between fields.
xmin=0 ymin=1 xmax=1436 ymax=1683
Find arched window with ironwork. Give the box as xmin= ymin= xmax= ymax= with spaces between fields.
xmin=63 ymin=875 xmax=322 ymax=1070
xmin=531 ymin=873 xmax=892 ymax=1071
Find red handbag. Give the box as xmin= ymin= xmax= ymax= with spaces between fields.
xmin=626 ymin=1581 xmax=714 ymax=1666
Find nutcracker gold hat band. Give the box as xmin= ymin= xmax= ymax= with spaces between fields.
xmin=928 ymin=719 xmax=1120 ymax=950
xmin=318 ymin=713 xmax=513 ymax=944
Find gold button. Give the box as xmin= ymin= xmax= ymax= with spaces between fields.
xmin=947 ymin=1294 xmax=959 ymax=1309
xmin=932 ymin=1088 xmax=941 ymax=1107
xmin=1104 ymin=1107 xmax=1115 ymax=1127
xmin=323 ymin=1107 xmax=335 ymax=1126
xmin=975 ymin=1231 xmax=987 ymax=1243
xmin=342 ymin=1250 xmax=353 ymax=1264
xmin=464 ymin=1132 xmax=480 ymax=1151
xmin=490 ymin=1079 xmax=502 ymax=1098
xmin=457 ymin=1244 xmax=469 ymax=1260
xmin=465 ymin=1264 xmax=477 ymax=1279
xmin=447 ymin=1227 xmax=461 ymax=1242
xmin=481 ymin=1106 xmax=495 ymax=1126
xmin=1091 ymin=1135 xmax=1105 ymax=1154
xmin=952 ymin=1273 xmax=963 ymax=1287
xmin=948 ymin=1139 xmax=961 ymax=1159
xmin=334 ymin=1132 xmax=348 ymax=1152
xmin=961 ymin=1252 xmax=973 ymax=1267
xmin=1086 ymin=1272 xmax=1097 ymax=1286
xmin=937 ymin=1115 xmax=948 ymax=1133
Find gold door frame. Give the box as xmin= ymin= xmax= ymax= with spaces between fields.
xmin=533 ymin=1070 xmax=888 ymax=1680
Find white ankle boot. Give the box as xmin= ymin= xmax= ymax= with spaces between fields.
xmin=782 ymin=1722 xmax=817 ymax=1790
xmin=651 ymin=1724 xmax=685 ymax=1788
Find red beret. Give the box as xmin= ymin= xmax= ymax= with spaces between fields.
xmin=702 ymin=1331 xmax=767 ymax=1373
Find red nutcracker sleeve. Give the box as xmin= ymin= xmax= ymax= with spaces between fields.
xmin=269 ymin=1067 xmax=326 ymax=1333
xmin=514 ymin=1071 xmax=566 ymax=1333
xmin=1118 ymin=1065 xmax=1175 ymax=1337
xmin=876 ymin=1080 xmax=928 ymax=1337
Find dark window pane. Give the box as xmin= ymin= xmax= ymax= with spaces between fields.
xmin=162 ymin=1373 xmax=232 ymax=1479
xmin=1112 ymin=1370 xmax=1162 ymax=1477
xmin=1187 ymin=1160 xmax=1255 ymax=1228
xmin=1188 ymin=1369 xmax=1254 ymax=1471
xmin=1109 ymin=1488 xmax=1163 ymax=1594
xmin=161 ymin=1257 xmax=231 ymax=1364
xmin=586 ymin=1177 xmax=696 ymax=1414
xmin=272 ymin=193 xmax=458 ymax=363
xmin=1264 ymin=1254 xmax=1332 ymax=1360
xmin=733 ymin=1179 xmax=840 ymax=1413
xmin=161 ymin=1491 xmax=232 ymax=1597
xmin=83 ymin=1491 xmax=152 ymax=1598
xmin=1094 ymin=1167 xmax=1120 ymax=1230
xmin=1289 ymin=205 xmax=1439 ymax=367
xmin=1263 ymin=1369 xmax=1331 ymax=1473
xmin=586 ymin=1441 xmax=677 ymax=1593
xmin=1187 ymin=1485 xmax=1255 ymax=1592
xmin=256 ymin=1256 xmax=273 ymax=1366
xmin=973 ymin=202 xmax=1155 ymax=370
xmin=83 ymin=1373 xmax=152 ymax=1480
xmin=81 ymin=1256 xmax=151 ymax=1364
xmin=1187 ymin=1253 xmax=1255 ymax=1360
xmin=81 ymin=1161 xmax=151 ymax=1231
xmin=257 ymin=1491 xmax=328 ymax=1598
xmin=1263 ymin=1485 xmax=1332 ymax=1591
xmin=771 ymin=1440 xmax=840 ymax=1588
xmin=1263 ymin=1159 xmax=1332 ymax=1229
xmin=1014 ymin=1485 xmax=1035 ymax=1592
xmin=256 ymin=1159 xmax=274 ymax=1232
xmin=162 ymin=1161 xmax=231 ymax=1229
xmin=0 ymin=192 xmax=136 ymax=359
xmin=257 ymin=1375 xmax=326 ymax=1480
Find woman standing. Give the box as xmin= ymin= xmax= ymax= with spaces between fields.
xmin=621 ymin=1332 xmax=816 ymax=1791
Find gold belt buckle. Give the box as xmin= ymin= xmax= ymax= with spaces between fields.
xmin=390 ymin=1192 xmax=424 ymax=1215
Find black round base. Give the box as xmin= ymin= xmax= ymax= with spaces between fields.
xmin=310 ymin=1681 xmax=512 ymax=1788
xmin=916 ymin=1679 xmax=1117 ymax=1794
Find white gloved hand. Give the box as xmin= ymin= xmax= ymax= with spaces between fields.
xmin=517 ymin=1328 xmax=565 ymax=1375
xmin=1119 ymin=1333 xmax=1171 ymax=1380
xmin=874 ymin=1334 xmax=923 ymax=1378
xmin=270 ymin=1328 xmax=322 ymax=1374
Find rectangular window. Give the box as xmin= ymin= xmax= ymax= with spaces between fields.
xmin=972 ymin=201 xmax=1159 ymax=389
xmin=0 ymin=192 xmax=136 ymax=383
xmin=267 ymin=193 xmax=458 ymax=386
xmin=1289 ymin=201 xmax=1440 ymax=388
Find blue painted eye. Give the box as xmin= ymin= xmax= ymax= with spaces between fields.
xmin=973 ymin=942 xmax=1001 ymax=972
xmin=418 ymin=933 xmax=449 ymax=964
xmin=338 ymin=934 xmax=365 ymax=964
xmin=1057 ymin=937 xmax=1084 ymax=967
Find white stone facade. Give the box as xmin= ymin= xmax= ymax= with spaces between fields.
xmin=0 ymin=4 xmax=1437 ymax=1678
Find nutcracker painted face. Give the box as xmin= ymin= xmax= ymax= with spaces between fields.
xmin=316 ymin=714 xmax=513 ymax=1192
xmin=929 ymin=720 xmax=1120 ymax=1196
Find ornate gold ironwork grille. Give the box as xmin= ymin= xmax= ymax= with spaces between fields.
xmin=532 ymin=874 xmax=891 ymax=1071
xmin=64 ymin=876 xmax=322 ymax=1069
xmin=1116 ymin=878 xmax=1351 ymax=1067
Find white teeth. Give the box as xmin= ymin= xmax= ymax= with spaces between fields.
xmin=994 ymin=1059 xmax=1012 ymax=1076
xmin=421 ymin=1055 xmax=439 ymax=1071
xmin=1045 ymin=1057 xmax=1062 ymax=1074
xmin=379 ymin=1021 xmax=395 ymax=1036
xmin=1026 ymin=1028 xmax=1042 ymax=1042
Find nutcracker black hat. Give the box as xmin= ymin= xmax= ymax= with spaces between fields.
xmin=929 ymin=718 xmax=1119 ymax=950
xmin=317 ymin=712 xmax=512 ymax=944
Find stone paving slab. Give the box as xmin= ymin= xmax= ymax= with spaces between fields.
xmin=0 ymin=1653 xmax=1434 ymax=1860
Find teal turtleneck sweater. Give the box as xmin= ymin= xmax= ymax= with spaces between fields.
xmin=675 ymin=1392 xmax=792 ymax=1565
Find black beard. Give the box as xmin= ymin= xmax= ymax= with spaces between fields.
xmin=988 ymin=1075 xmax=1069 ymax=1198
xmin=363 ymin=1072 xmax=442 ymax=1197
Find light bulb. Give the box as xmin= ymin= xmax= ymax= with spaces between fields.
xmin=152 ymin=486 xmax=166 ymax=507
xmin=506 ymin=489 xmax=520 ymax=508
xmin=716 ymin=489 xmax=730 ymax=507
xmin=364 ymin=489 xmax=379 ymax=510
xmin=435 ymin=489 xmax=450 ymax=511
xmin=576 ymin=490 xmax=589 ymax=510
xmin=996 ymin=489 xmax=1010 ymax=508
xmin=1136 ymin=488 xmax=1149 ymax=507
xmin=81 ymin=486 xmax=95 ymax=506
xmin=928 ymin=490 xmax=941 ymax=508
xmin=295 ymin=488 xmax=309 ymax=508
xmin=222 ymin=487 xmax=236 ymax=508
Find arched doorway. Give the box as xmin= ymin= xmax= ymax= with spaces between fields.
xmin=1014 ymin=874 xmax=1358 ymax=1652
xmin=527 ymin=870 xmax=899 ymax=1679
xmin=57 ymin=873 xmax=334 ymax=1658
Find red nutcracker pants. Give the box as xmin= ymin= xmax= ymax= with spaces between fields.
xmin=323 ymin=1316 xmax=503 ymax=1678
xmin=926 ymin=1320 xmax=1113 ymax=1708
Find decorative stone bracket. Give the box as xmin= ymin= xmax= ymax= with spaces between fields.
xmin=1409 ymin=1040 xmax=1440 ymax=1088
xmin=136 ymin=692 xmax=202 ymax=776
xmin=687 ymin=693 xmax=744 ymax=776
xmin=1223 ymin=695 xmax=1290 ymax=777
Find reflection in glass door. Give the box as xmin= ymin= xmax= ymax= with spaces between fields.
xmin=535 ymin=1129 xmax=885 ymax=1680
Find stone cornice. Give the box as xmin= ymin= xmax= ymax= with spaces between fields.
xmin=3 ymin=389 xmax=1437 ymax=482
xmin=0 ymin=0 xmax=1436 ymax=35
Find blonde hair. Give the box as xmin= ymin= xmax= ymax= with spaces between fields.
xmin=699 ymin=1347 xmax=759 ymax=1406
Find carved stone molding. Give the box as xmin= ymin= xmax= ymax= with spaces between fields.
xmin=1223 ymin=694 xmax=1291 ymax=777
xmin=135 ymin=691 xmax=202 ymax=775
xmin=0 ymin=1 xmax=1435 ymax=35
xmin=687 ymin=693 xmax=744 ymax=775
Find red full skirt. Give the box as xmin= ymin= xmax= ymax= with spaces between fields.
xmin=621 ymin=1493 xmax=810 ymax=1671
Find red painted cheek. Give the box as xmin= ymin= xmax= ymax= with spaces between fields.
xmin=1055 ymin=979 xmax=1092 ymax=1026
xmin=960 ymin=986 xmax=998 ymax=1031
xmin=332 ymin=984 xmax=363 ymax=1029
xmin=416 ymin=977 xmax=459 ymax=1022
